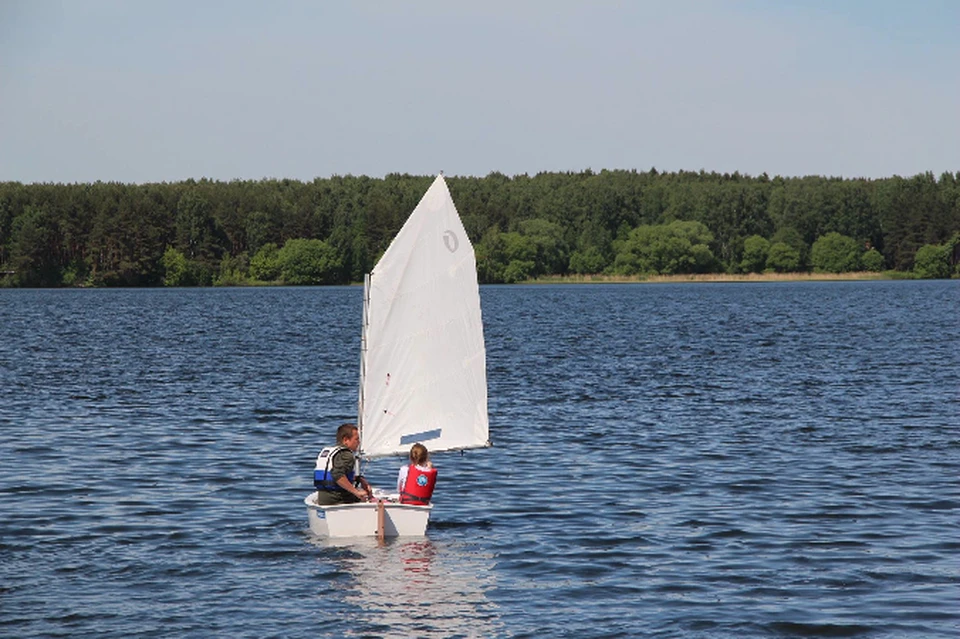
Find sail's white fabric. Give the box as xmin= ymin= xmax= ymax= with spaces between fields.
xmin=360 ymin=174 xmax=490 ymax=459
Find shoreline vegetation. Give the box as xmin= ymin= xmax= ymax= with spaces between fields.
xmin=2 ymin=169 xmax=958 ymax=287
xmin=522 ymin=271 xmax=901 ymax=284
xmin=0 ymin=271 xmax=940 ymax=289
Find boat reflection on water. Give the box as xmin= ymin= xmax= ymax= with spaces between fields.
xmin=308 ymin=535 xmax=502 ymax=637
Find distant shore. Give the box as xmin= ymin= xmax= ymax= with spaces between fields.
xmin=523 ymin=272 xmax=903 ymax=284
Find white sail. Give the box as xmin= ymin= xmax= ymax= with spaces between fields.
xmin=359 ymin=174 xmax=490 ymax=459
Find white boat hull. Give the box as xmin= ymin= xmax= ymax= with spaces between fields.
xmin=304 ymin=492 xmax=431 ymax=538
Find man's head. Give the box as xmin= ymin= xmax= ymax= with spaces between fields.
xmin=337 ymin=422 xmax=360 ymax=451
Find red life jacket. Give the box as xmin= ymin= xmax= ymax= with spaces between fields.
xmin=400 ymin=465 xmax=437 ymax=505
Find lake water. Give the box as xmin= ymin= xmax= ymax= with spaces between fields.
xmin=1 ymin=281 xmax=958 ymax=638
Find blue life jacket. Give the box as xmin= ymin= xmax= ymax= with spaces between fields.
xmin=314 ymin=446 xmax=356 ymax=492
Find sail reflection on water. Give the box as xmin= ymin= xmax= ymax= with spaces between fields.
xmin=311 ymin=537 xmax=502 ymax=637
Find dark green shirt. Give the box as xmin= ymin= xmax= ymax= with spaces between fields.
xmin=329 ymin=447 xmax=356 ymax=482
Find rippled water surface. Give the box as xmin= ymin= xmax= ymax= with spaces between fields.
xmin=2 ymin=282 xmax=958 ymax=638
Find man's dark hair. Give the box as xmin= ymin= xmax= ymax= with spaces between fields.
xmin=337 ymin=422 xmax=358 ymax=444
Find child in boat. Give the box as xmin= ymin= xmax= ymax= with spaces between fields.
xmin=397 ymin=443 xmax=437 ymax=505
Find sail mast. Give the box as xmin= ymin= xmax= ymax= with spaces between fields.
xmin=357 ymin=273 xmax=371 ymax=454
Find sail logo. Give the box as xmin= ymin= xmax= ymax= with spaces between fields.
xmin=443 ymin=230 xmax=459 ymax=253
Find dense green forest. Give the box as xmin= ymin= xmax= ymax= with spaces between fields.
xmin=1 ymin=169 xmax=958 ymax=287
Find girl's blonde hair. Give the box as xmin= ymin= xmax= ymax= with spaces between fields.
xmin=409 ymin=443 xmax=429 ymax=466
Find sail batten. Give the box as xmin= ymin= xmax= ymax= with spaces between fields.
xmin=359 ymin=175 xmax=489 ymax=459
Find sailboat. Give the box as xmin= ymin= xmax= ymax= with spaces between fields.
xmin=305 ymin=174 xmax=491 ymax=538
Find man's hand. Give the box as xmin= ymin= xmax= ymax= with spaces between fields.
xmin=358 ymin=476 xmax=374 ymax=499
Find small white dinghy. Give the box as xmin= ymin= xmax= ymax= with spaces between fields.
xmin=306 ymin=174 xmax=491 ymax=538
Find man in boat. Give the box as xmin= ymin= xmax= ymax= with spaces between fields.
xmin=314 ymin=423 xmax=373 ymax=505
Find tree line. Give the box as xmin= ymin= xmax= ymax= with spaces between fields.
xmin=1 ymin=169 xmax=958 ymax=288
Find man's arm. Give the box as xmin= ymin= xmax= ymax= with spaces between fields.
xmin=335 ymin=475 xmax=369 ymax=500
xmin=331 ymin=451 xmax=370 ymax=500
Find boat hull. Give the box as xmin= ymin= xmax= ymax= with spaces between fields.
xmin=304 ymin=492 xmax=431 ymax=538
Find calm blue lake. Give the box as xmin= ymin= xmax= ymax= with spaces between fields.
xmin=1 ymin=281 xmax=958 ymax=638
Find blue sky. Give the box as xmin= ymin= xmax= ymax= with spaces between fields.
xmin=1 ymin=0 xmax=958 ymax=183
